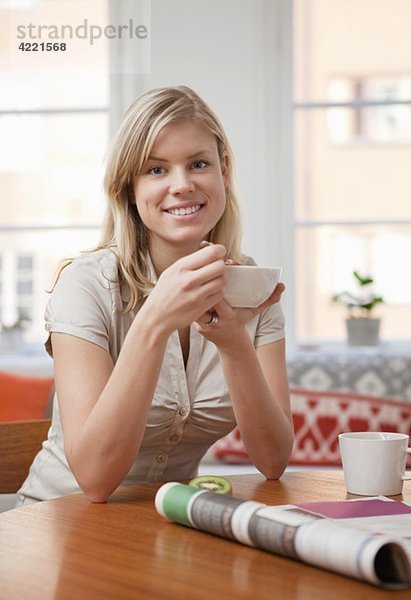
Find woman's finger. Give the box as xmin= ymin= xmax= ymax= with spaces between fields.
xmin=180 ymin=243 xmax=226 ymax=271
xmin=251 ymin=283 xmax=286 ymax=315
xmin=195 ymin=310 xmax=219 ymax=328
xmin=212 ymin=299 xmax=235 ymax=320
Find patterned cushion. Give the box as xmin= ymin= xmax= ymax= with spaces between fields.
xmin=212 ymin=388 xmax=411 ymax=466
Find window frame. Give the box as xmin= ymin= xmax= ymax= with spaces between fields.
xmin=285 ymin=1 xmax=411 ymax=348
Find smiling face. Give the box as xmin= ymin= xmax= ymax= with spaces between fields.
xmin=132 ymin=120 xmax=228 ymax=270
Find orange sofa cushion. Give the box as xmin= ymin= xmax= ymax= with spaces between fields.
xmin=0 ymin=371 xmax=54 ymax=422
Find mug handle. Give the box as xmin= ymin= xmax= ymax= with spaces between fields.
xmin=402 ymin=448 xmax=411 ymax=481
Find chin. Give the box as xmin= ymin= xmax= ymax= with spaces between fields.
xmin=170 ymin=229 xmax=212 ymax=246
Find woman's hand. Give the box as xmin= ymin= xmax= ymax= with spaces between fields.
xmin=194 ymin=282 xmax=285 ymax=349
xmin=143 ymin=244 xmax=228 ymax=335
xmin=196 ymin=282 xmax=292 ymax=478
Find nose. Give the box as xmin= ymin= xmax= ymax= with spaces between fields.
xmin=169 ymin=167 xmax=195 ymax=195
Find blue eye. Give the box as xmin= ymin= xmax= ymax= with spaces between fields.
xmin=148 ymin=166 xmax=165 ymax=175
xmin=192 ymin=160 xmax=209 ymax=170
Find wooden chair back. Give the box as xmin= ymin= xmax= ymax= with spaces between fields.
xmin=0 ymin=419 xmax=51 ymax=493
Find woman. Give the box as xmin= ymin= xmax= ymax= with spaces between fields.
xmin=17 ymin=85 xmax=294 ymax=506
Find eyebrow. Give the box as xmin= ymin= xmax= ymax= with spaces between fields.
xmin=147 ymin=150 xmax=213 ymax=162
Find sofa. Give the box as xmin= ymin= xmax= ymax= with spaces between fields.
xmin=211 ymin=388 xmax=411 ymax=467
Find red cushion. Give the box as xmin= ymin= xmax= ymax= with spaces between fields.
xmin=0 ymin=371 xmax=54 ymax=422
xmin=212 ymin=388 xmax=411 ymax=467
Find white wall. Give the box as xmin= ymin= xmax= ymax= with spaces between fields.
xmin=110 ymin=0 xmax=295 ymax=342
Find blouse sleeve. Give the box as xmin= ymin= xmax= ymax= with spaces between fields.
xmin=253 ymin=301 xmax=285 ymax=347
xmin=240 ymin=253 xmax=285 ymax=346
xmin=44 ymin=254 xmax=114 ymax=357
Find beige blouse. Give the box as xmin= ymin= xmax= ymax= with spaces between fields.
xmin=16 ymin=249 xmax=285 ymax=506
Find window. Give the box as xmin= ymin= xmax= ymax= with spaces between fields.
xmin=16 ymin=254 xmax=34 ymax=323
xmin=0 ymin=0 xmax=110 ymax=347
xmin=0 ymin=252 xmax=34 ymax=326
xmin=327 ymin=75 xmax=411 ymax=144
xmin=293 ymin=0 xmax=411 ymax=343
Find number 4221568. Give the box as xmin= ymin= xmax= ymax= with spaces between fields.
xmin=18 ymin=42 xmax=67 ymax=51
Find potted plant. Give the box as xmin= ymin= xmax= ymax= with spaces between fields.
xmin=332 ymin=271 xmax=384 ymax=346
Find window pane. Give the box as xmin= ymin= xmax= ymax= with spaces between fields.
xmin=294 ymin=110 xmax=411 ymax=221
xmin=0 ymin=228 xmax=100 ymax=344
xmin=17 ymin=280 xmax=33 ymax=295
xmin=17 ymin=255 xmax=33 ymax=270
xmin=0 ymin=112 xmax=108 ymax=225
xmin=326 ymin=76 xmax=411 ymax=144
xmin=0 ymin=0 xmax=109 ymax=110
xmin=295 ymin=224 xmax=411 ymax=341
xmin=294 ymin=0 xmax=411 ymax=103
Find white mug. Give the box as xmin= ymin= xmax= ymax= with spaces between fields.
xmin=338 ymin=432 xmax=411 ymax=496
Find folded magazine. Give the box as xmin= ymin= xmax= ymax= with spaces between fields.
xmin=155 ymin=482 xmax=411 ymax=589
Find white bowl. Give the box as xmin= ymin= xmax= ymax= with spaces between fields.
xmin=224 ymin=265 xmax=282 ymax=308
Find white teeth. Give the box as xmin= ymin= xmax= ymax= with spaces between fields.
xmin=167 ymin=205 xmax=202 ymax=216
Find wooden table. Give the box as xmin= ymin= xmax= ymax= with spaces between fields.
xmin=1 ymin=470 xmax=410 ymax=599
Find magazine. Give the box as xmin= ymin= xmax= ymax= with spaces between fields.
xmin=155 ymin=482 xmax=411 ymax=589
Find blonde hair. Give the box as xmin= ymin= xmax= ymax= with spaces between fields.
xmin=99 ymin=85 xmax=242 ymax=311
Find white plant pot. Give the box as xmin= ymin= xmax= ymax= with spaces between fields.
xmin=345 ymin=317 xmax=381 ymax=347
